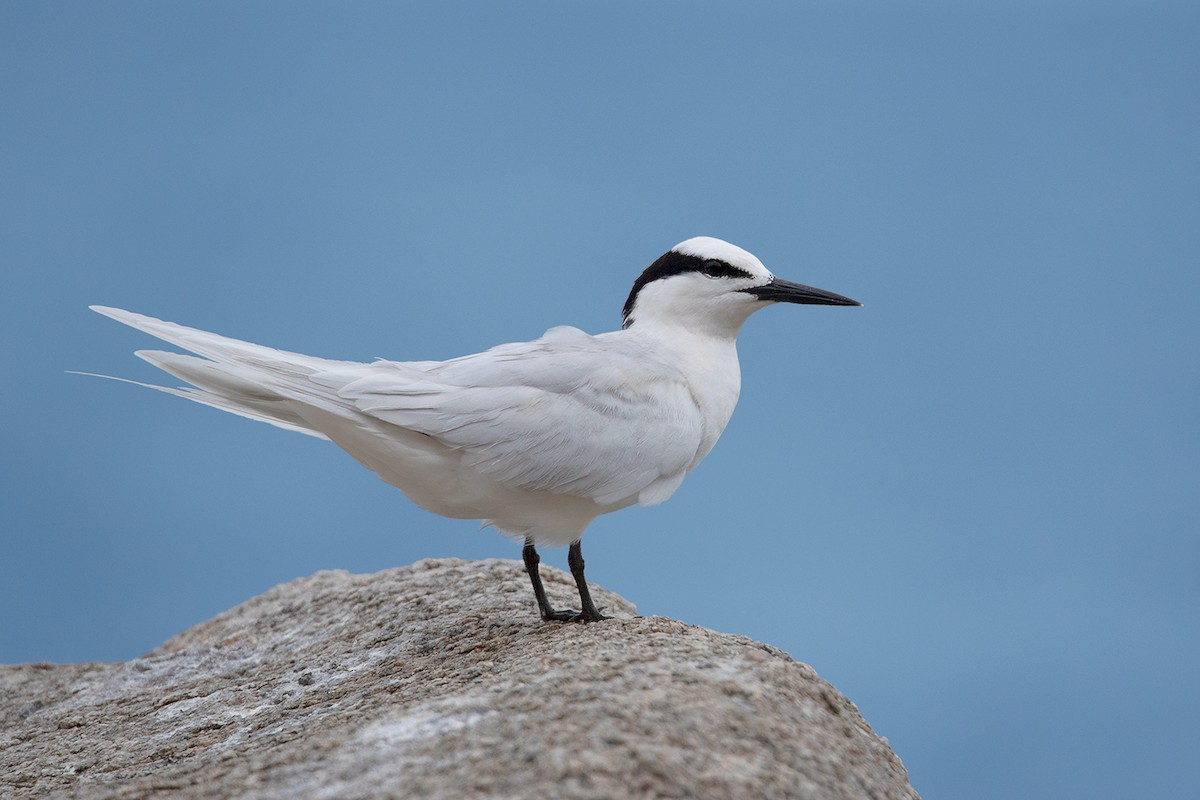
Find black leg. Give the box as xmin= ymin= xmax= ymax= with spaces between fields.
xmin=522 ymin=539 xmax=577 ymax=622
xmin=568 ymin=540 xmax=609 ymax=623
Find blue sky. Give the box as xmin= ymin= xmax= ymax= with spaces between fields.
xmin=2 ymin=3 xmax=1197 ymax=798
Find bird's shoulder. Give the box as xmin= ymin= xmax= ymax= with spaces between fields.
xmin=427 ymin=325 xmax=686 ymax=393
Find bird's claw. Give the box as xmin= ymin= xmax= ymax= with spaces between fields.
xmin=541 ymin=607 xmax=610 ymax=624
xmin=577 ymin=606 xmax=610 ymax=623
xmin=542 ymin=608 xmax=580 ymax=622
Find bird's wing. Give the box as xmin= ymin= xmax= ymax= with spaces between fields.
xmin=317 ymin=327 xmax=704 ymax=507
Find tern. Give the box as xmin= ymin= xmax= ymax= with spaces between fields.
xmin=88 ymin=236 xmax=860 ymax=622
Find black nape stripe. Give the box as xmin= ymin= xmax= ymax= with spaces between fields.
xmin=622 ymin=251 xmax=753 ymax=326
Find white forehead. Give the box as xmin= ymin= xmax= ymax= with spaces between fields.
xmin=672 ymin=236 xmax=771 ymax=276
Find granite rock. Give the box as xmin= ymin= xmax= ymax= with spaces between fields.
xmin=0 ymin=558 xmax=918 ymax=799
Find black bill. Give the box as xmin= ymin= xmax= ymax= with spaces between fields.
xmin=742 ymin=278 xmax=861 ymax=306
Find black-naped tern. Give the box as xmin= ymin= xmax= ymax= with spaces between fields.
xmin=88 ymin=236 xmax=860 ymax=622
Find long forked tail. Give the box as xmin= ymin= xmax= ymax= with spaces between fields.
xmin=84 ymin=306 xmax=361 ymax=439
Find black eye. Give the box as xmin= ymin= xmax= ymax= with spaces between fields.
xmin=700 ymin=259 xmax=725 ymax=278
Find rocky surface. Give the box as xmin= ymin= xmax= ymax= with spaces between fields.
xmin=1 ymin=558 xmax=918 ymax=799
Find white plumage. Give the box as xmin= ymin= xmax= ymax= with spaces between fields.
xmin=89 ymin=236 xmax=859 ymax=621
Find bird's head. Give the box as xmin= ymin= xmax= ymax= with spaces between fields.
xmin=621 ymin=236 xmax=860 ymax=336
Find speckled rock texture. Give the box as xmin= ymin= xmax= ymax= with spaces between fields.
xmin=1 ymin=558 xmax=918 ymax=799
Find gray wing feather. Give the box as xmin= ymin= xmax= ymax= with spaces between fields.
xmin=322 ymin=328 xmax=704 ymax=506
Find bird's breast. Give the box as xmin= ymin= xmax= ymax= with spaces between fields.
xmin=640 ymin=331 xmax=742 ymax=468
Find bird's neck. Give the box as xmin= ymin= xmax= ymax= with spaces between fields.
xmin=629 ymin=320 xmax=743 ymax=463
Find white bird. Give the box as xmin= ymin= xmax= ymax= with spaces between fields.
xmin=88 ymin=236 xmax=860 ymax=622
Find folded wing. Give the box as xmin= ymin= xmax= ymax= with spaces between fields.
xmin=91 ymin=309 xmax=704 ymax=508
xmin=316 ymin=326 xmax=703 ymax=507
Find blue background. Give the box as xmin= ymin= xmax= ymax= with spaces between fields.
xmin=3 ymin=3 xmax=1197 ymax=798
